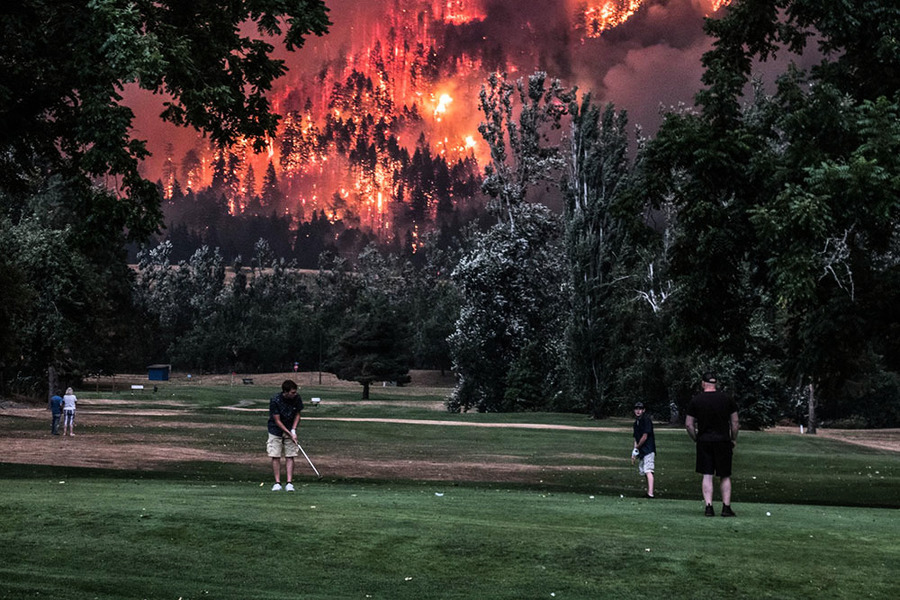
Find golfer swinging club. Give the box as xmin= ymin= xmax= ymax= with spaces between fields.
xmin=267 ymin=379 xmax=303 ymax=491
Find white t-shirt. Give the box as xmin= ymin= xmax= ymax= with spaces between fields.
xmin=62 ymin=394 xmax=77 ymax=411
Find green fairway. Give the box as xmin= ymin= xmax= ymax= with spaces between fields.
xmin=1 ymin=378 xmax=898 ymax=599
xmin=0 ymin=475 xmax=896 ymax=600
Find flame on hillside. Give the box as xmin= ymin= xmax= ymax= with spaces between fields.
xmin=157 ymin=0 xmax=733 ymax=243
xmin=577 ymin=0 xmax=731 ymax=38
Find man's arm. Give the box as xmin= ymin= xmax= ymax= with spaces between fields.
xmin=290 ymin=413 xmax=301 ymax=441
xmin=685 ymin=414 xmax=697 ymax=442
xmin=635 ymin=433 xmax=648 ymax=449
xmin=272 ymin=414 xmax=292 ymax=436
xmin=730 ymin=411 xmax=739 ymax=444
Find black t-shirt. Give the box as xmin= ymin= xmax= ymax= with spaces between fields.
xmin=633 ymin=414 xmax=656 ymax=456
xmin=267 ymin=392 xmax=304 ymax=436
xmin=686 ymin=391 xmax=738 ymax=442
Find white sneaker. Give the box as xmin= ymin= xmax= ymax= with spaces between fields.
xmin=272 ymin=483 xmax=283 ymax=491
xmin=285 ymin=483 xmax=295 ymax=492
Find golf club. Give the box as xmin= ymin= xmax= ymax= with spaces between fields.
xmin=297 ymin=442 xmax=323 ymax=479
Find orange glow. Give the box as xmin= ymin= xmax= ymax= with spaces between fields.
xmin=163 ymin=0 xmax=733 ymax=232
xmin=442 ymin=0 xmax=485 ymax=24
xmin=434 ymin=93 xmax=453 ymax=121
xmin=578 ymin=1 xmax=732 ymax=38
xmin=579 ymin=1 xmax=643 ymax=38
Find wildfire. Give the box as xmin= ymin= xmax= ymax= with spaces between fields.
xmin=434 ymin=93 xmax=453 ymax=121
xmin=578 ymin=1 xmax=643 ymax=38
xmin=441 ymin=0 xmax=485 ymax=25
xmin=578 ymin=0 xmax=731 ymax=38
xmin=157 ymin=0 xmax=733 ymax=245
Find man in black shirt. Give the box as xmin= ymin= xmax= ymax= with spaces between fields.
xmin=632 ymin=402 xmax=656 ymax=498
xmin=685 ymin=372 xmax=739 ymax=517
xmin=267 ymin=379 xmax=304 ymax=491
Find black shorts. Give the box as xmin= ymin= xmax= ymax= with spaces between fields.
xmin=695 ymin=440 xmax=733 ymax=477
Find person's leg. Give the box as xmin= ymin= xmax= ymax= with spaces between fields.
xmin=721 ymin=476 xmax=732 ymax=506
xmin=286 ymin=457 xmax=294 ymax=484
xmin=271 ymin=457 xmax=282 ymax=484
xmin=646 ymin=472 xmax=654 ymax=496
xmin=702 ymin=474 xmax=714 ymax=505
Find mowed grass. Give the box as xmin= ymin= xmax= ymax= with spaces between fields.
xmin=1 ymin=379 xmax=899 ymax=599
xmin=0 ymin=475 xmax=896 ymax=600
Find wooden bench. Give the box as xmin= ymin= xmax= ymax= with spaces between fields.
xmin=242 ymin=378 xmax=254 ymax=385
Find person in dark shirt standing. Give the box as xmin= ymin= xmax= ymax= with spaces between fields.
xmin=632 ymin=401 xmax=656 ymax=498
xmin=267 ymin=379 xmax=304 ymax=491
xmin=49 ymin=393 xmax=64 ymax=435
xmin=685 ymin=372 xmax=739 ymax=517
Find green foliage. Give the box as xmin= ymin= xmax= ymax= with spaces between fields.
xmin=638 ymin=0 xmax=900 ymax=426
xmin=0 ymin=0 xmax=331 ymax=394
xmin=0 ymin=0 xmax=331 ymax=240
xmin=563 ymin=97 xmax=638 ymax=417
xmin=1 ymin=181 xmax=143 ymax=394
xmin=328 ymin=296 xmax=412 ymax=399
xmin=449 ymin=204 xmax=567 ymax=412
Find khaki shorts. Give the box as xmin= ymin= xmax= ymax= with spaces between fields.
xmin=267 ymin=433 xmax=299 ymax=458
xmin=638 ymin=452 xmax=655 ymax=475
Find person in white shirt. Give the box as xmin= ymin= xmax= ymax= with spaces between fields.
xmin=62 ymin=387 xmax=77 ymax=436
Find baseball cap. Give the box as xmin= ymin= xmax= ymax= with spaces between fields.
xmin=702 ymin=372 xmax=718 ymax=384
xmin=633 ymin=401 xmax=644 ymax=409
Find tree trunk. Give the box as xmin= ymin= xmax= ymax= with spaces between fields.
xmin=48 ymin=365 xmax=59 ymax=407
xmin=362 ymin=381 xmax=370 ymax=400
xmin=669 ymin=392 xmax=680 ymax=425
xmin=807 ymin=382 xmax=817 ymax=435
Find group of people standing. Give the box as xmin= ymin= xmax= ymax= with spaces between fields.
xmin=632 ymin=372 xmax=740 ymax=517
xmin=49 ymin=387 xmax=77 ymax=436
xmin=43 ymin=375 xmax=737 ymax=513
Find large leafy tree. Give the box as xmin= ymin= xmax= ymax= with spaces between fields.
xmin=1 ymin=0 xmax=331 ymax=237
xmin=448 ymin=72 xmax=574 ymax=412
xmin=449 ymin=204 xmax=567 ymax=412
xmin=644 ymin=0 xmax=900 ymax=428
xmin=563 ymin=98 xmax=637 ymax=418
xmin=0 ymin=0 xmax=330 ymax=393
xmin=324 ymin=247 xmax=412 ymax=399
xmin=2 ymin=180 xmax=145 ymax=395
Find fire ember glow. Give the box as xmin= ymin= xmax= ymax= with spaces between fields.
xmin=153 ymin=0 xmax=732 ymax=243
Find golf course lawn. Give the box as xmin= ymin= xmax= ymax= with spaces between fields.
xmin=1 ymin=378 xmax=897 ymax=599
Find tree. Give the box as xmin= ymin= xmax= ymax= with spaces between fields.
xmin=328 ymin=297 xmax=411 ymax=400
xmin=563 ymin=97 xmax=636 ymax=417
xmin=322 ymin=248 xmax=412 ymax=399
xmin=642 ymin=0 xmax=900 ymax=428
xmin=261 ymin=161 xmax=283 ymax=209
xmin=1 ymin=1 xmax=330 ymax=395
xmin=3 ymin=180 xmax=145 ymax=394
xmin=449 ymin=204 xmax=567 ymax=412
xmin=477 ymin=71 xmax=576 ymax=230
xmin=1 ymin=0 xmax=331 ymax=240
xmin=446 ymin=72 xmax=575 ymax=413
